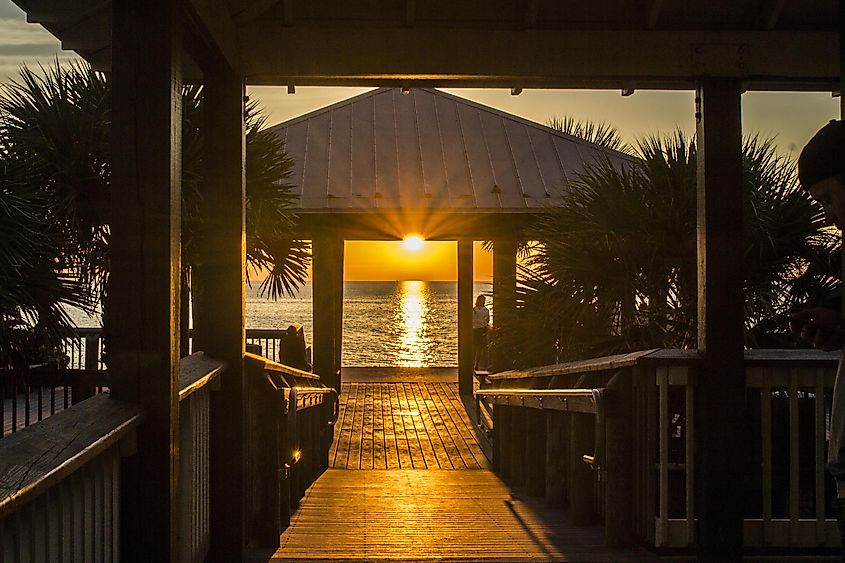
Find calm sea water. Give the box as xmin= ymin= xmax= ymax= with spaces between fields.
xmin=68 ymin=281 xmax=492 ymax=367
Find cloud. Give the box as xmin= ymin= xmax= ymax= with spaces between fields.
xmin=0 ymin=10 xmax=80 ymax=83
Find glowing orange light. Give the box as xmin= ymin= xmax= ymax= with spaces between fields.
xmin=403 ymin=234 xmax=424 ymax=251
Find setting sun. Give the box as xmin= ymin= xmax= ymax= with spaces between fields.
xmin=402 ymin=234 xmax=424 ymax=252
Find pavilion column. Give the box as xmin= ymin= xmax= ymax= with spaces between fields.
xmin=312 ymin=234 xmax=343 ymax=391
xmin=457 ymin=239 xmax=474 ymax=394
xmin=491 ymin=239 xmax=517 ymax=373
xmin=192 ymin=71 xmax=247 ymax=560
xmin=694 ymin=78 xmax=745 ymax=560
xmin=110 ymin=0 xmax=182 ymax=560
xmin=332 ymin=240 xmax=345 ymax=383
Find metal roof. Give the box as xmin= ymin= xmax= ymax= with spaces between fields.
xmin=267 ymin=88 xmax=633 ymax=214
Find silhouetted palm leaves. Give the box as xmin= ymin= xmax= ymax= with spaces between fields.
xmin=512 ymin=129 xmax=839 ymax=367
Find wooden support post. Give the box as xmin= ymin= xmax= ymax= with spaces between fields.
xmin=545 ymin=411 xmax=569 ymax=508
xmin=510 ymin=407 xmax=527 ymax=486
xmin=493 ymin=405 xmax=512 ymax=479
xmin=312 ymin=235 xmax=342 ymax=391
xmin=492 ymin=239 xmax=517 ymax=373
xmin=110 ymin=1 xmax=181 ymax=559
xmin=191 ymin=69 xmax=248 ymax=562
xmin=457 ymin=239 xmax=474 ymax=394
xmin=605 ymin=371 xmax=633 ymax=546
xmin=694 ymin=78 xmax=745 ymax=560
xmin=332 ymin=240 xmax=345 ymax=387
xmin=569 ymin=413 xmax=595 ymax=525
xmin=524 ymin=409 xmax=546 ymax=497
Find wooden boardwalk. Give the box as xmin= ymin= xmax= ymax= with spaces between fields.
xmin=330 ymin=381 xmax=488 ymax=470
xmin=262 ymin=470 xmax=657 ymax=561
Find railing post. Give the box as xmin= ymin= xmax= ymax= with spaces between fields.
xmin=545 ymin=410 xmax=569 ymax=507
xmin=84 ymin=334 xmax=100 ymax=371
xmin=524 ymin=408 xmax=546 ymax=497
xmin=492 ymin=404 xmax=511 ymax=478
xmin=604 ymin=370 xmax=633 ymax=546
xmin=510 ymin=407 xmax=527 ymax=486
xmin=570 ymin=413 xmax=595 ymax=525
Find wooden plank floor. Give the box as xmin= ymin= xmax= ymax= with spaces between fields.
xmin=262 ymin=470 xmax=657 ymax=561
xmin=330 ymin=382 xmax=488 ymax=470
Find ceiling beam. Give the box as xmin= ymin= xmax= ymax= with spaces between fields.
xmin=183 ymin=0 xmax=240 ymax=74
xmin=59 ymin=6 xmax=111 ymax=51
xmin=405 ymin=0 xmax=416 ymax=27
xmin=759 ymin=0 xmax=787 ymax=30
xmin=13 ymin=0 xmax=106 ymax=24
xmin=645 ymin=0 xmax=662 ymax=29
xmin=240 ymin=27 xmax=838 ymax=90
xmin=232 ymin=0 xmax=281 ymax=24
xmin=524 ymin=0 xmax=540 ymax=29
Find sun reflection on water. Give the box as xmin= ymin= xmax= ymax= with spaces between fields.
xmin=396 ymin=280 xmax=431 ymax=367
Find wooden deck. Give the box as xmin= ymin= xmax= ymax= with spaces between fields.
xmin=330 ymin=381 xmax=488 ymax=470
xmin=2 ymin=387 xmax=72 ymax=437
xmin=260 ymin=469 xmax=657 ymax=561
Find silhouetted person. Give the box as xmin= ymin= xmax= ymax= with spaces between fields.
xmin=790 ymin=119 xmax=845 ymax=553
xmin=472 ymin=294 xmax=490 ymax=370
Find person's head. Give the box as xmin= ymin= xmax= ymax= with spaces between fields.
xmin=799 ymin=120 xmax=845 ymax=230
xmin=475 ymin=295 xmax=486 ymax=307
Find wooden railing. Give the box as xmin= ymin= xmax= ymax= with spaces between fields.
xmin=244 ymin=352 xmax=337 ymax=548
xmin=475 ymin=348 xmax=840 ymax=551
xmin=57 ymin=327 xmax=301 ymax=368
xmin=1 ymin=369 xmax=110 ymax=439
xmin=177 ymin=353 xmax=224 ymax=563
xmin=0 ymin=393 xmax=143 ymax=562
xmin=0 ymin=353 xmax=224 ymax=562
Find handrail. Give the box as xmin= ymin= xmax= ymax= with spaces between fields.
xmin=178 ymin=352 xmax=226 ymax=401
xmin=476 ymin=388 xmax=603 ymax=414
xmin=244 ymin=351 xmax=319 ymax=380
xmin=0 ymin=393 xmax=143 ymax=518
xmin=487 ymin=348 xmax=838 ymax=381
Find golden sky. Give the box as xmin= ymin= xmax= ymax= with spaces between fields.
xmin=341 ymin=240 xmax=492 ymax=281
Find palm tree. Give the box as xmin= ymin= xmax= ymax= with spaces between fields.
xmin=0 ymin=62 xmax=309 ymax=362
xmin=0 ymin=156 xmax=94 ymax=368
xmin=512 ymin=129 xmax=839 ymax=367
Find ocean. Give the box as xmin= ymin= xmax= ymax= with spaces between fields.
xmin=69 ymin=281 xmax=493 ymax=367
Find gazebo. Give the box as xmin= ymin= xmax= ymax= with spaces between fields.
xmin=3 ymin=1 xmax=840 ymax=561
xmin=268 ymin=86 xmax=633 ymax=393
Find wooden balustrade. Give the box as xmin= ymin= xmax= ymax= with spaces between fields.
xmin=0 ymin=394 xmax=143 ymax=562
xmin=476 ymin=348 xmax=840 ymax=551
xmin=243 ymin=353 xmax=337 ymax=549
xmin=0 ymin=352 xmax=224 ymax=562
xmin=177 ymin=353 xmax=225 ymax=563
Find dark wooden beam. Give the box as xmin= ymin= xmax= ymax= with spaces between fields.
xmin=457 ymin=239 xmax=473 ymax=394
xmin=694 ymin=78 xmax=745 ymax=561
xmin=294 ymin=211 xmax=534 ymax=241
xmin=183 ymin=0 xmax=240 ymax=74
xmin=758 ymin=0 xmax=787 ymax=30
xmin=58 ymin=5 xmax=111 ymax=51
xmin=110 ymin=0 xmax=182 ymax=560
xmin=405 ymin=0 xmax=416 ymax=27
xmin=195 ymin=70 xmax=248 ymax=561
xmin=233 ymin=0 xmax=282 ymax=24
xmin=19 ymin=0 xmax=106 ymax=23
xmin=645 ymin=0 xmax=662 ymax=29
xmin=524 ymin=0 xmax=540 ymax=29
xmin=241 ymin=27 xmax=838 ymax=89
xmin=491 ymin=239 xmax=517 ymax=373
